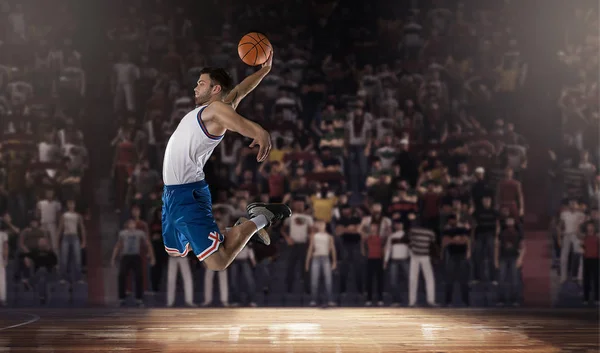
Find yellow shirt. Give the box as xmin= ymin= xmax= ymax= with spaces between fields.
xmin=310 ymin=195 xmax=338 ymax=222
xmin=269 ymin=148 xmax=291 ymax=163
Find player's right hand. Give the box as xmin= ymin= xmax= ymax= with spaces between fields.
xmin=249 ymin=129 xmax=272 ymax=162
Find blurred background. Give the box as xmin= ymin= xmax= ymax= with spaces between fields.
xmin=0 ymin=0 xmax=598 ymax=309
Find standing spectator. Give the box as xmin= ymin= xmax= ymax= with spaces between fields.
xmin=148 ymin=208 xmax=166 ymax=294
xmin=360 ymin=203 xmax=392 ymax=238
xmin=582 ymin=222 xmax=599 ymax=305
xmin=282 ymin=200 xmax=313 ymax=294
xmin=57 ymin=199 xmax=86 ymax=284
xmin=442 ymin=215 xmax=471 ymax=306
xmin=22 ymin=238 xmax=58 ymax=305
xmin=472 ymin=196 xmax=499 ymax=283
xmin=113 ymin=52 xmax=140 ymax=113
xmin=36 ymin=189 xmax=61 ymax=253
xmin=362 ymin=223 xmax=385 ymax=306
xmin=111 ymin=219 xmax=155 ymax=307
xmin=305 ymin=220 xmax=336 ymax=307
xmin=0 ymin=228 xmax=7 ymax=306
xmin=495 ymin=167 xmax=524 ymax=219
xmin=345 ymin=101 xmax=372 ymax=193
xmin=130 ymin=205 xmax=150 ymax=291
xmin=336 ymin=205 xmax=364 ymax=295
xmin=202 ymin=267 xmax=229 ymax=307
xmin=166 ymin=255 xmax=195 ymax=307
xmin=558 ymin=199 xmax=586 ymax=283
xmin=495 ymin=217 xmax=525 ymax=306
xmin=408 ymin=217 xmax=437 ymax=307
xmin=471 ymin=167 xmax=491 ymax=211
xmin=230 ymin=237 xmax=257 ymax=307
xmin=383 ymin=220 xmax=410 ymax=306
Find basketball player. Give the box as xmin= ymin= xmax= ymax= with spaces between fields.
xmin=162 ymin=52 xmax=291 ymax=271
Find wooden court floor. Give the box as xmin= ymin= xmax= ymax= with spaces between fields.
xmin=0 ymin=308 xmax=598 ymax=352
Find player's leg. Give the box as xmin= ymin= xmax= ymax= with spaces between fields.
xmin=202 ymin=203 xmax=291 ymax=271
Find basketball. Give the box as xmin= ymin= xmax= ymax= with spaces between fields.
xmin=237 ymin=32 xmax=272 ymax=66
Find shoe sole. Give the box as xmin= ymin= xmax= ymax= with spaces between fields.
xmin=246 ymin=203 xmax=292 ymax=221
xmin=235 ymin=217 xmax=270 ymax=246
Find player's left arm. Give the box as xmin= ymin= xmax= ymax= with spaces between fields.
xmin=223 ymin=52 xmax=273 ymax=110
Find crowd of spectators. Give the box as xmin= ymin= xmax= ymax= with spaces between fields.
xmin=104 ymin=0 xmax=539 ymax=308
xmin=0 ymin=0 xmax=90 ymax=306
xmin=552 ymin=6 xmax=599 ymax=305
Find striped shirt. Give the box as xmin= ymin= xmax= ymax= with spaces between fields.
xmin=409 ymin=227 xmax=435 ymax=256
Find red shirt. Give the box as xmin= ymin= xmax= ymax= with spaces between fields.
xmin=497 ymin=179 xmax=520 ymax=205
xmin=268 ymin=173 xmax=285 ymax=198
xmin=116 ymin=141 xmax=136 ymax=166
xmin=583 ymin=234 xmax=599 ymax=259
xmin=422 ymin=192 xmax=441 ymax=219
xmin=366 ymin=234 xmax=383 ymax=259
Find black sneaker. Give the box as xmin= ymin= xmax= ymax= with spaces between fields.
xmin=246 ymin=203 xmax=292 ymax=227
xmin=235 ymin=217 xmax=271 ymax=246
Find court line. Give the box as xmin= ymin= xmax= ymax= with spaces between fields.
xmin=0 ymin=312 xmax=40 ymax=331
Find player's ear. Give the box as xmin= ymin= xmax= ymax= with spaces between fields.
xmin=212 ymin=84 xmax=222 ymax=95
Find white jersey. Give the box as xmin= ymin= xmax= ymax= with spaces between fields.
xmin=162 ymin=105 xmax=224 ymax=185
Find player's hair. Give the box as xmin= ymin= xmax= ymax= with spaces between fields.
xmin=200 ymin=67 xmax=234 ymax=96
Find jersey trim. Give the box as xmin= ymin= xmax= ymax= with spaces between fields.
xmin=196 ymin=231 xmax=222 ymax=261
xmin=196 ymin=106 xmax=224 ymax=140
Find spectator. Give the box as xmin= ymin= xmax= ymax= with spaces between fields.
xmin=408 ymin=216 xmax=437 ymax=307
xmin=111 ymin=219 xmax=155 ymax=307
xmin=282 ymin=200 xmax=313 ymax=294
xmin=229 ymin=240 xmax=257 ymax=307
xmin=495 ymin=167 xmax=524 ymax=219
xmin=113 ymin=52 xmax=140 ymax=113
xmin=57 ymin=199 xmax=86 ymax=284
xmin=442 ymin=215 xmax=471 ymax=306
xmin=0 ymin=228 xmax=7 ymax=306
xmin=36 ymin=189 xmax=61 ymax=253
xmin=362 ymin=222 xmax=385 ymax=306
xmin=581 ymin=222 xmax=599 ymax=305
xmin=472 ymin=196 xmax=499 ymax=284
xmin=148 ymin=207 xmax=166 ymax=294
xmin=166 ymin=254 xmax=195 ymax=308
xmin=336 ymin=204 xmax=364 ymax=295
xmin=557 ymin=199 xmax=586 ymax=283
xmin=383 ymin=220 xmax=409 ymax=306
xmin=202 ymin=267 xmax=229 ymax=307
xmin=22 ymin=237 xmax=57 ymax=305
xmin=305 ymin=220 xmax=336 ymax=307
xmin=495 ymin=217 xmax=525 ymax=306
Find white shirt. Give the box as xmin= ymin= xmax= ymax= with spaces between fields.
xmin=560 ymin=210 xmax=585 ymax=234
xmin=62 ymin=211 xmax=79 ymax=235
xmin=162 ymin=105 xmax=223 ymax=185
xmin=113 ymin=62 xmax=139 ymax=85
xmin=0 ymin=231 xmax=7 ymax=265
xmin=311 ymin=231 xmax=331 ymax=257
xmin=38 ymin=199 xmax=61 ymax=224
xmin=38 ymin=141 xmax=56 ymax=162
xmin=384 ymin=230 xmax=409 ymax=262
xmin=284 ymin=214 xmax=314 ymax=243
xmin=360 ymin=216 xmax=392 ymax=238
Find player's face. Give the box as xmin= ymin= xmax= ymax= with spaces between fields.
xmin=194 ymin=74 xmax=214 ymax=105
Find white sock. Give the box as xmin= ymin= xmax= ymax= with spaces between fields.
xmin=249 ymin=214 xmax=268 ymax=230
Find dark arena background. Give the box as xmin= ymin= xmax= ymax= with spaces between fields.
xmin=0 ymin=0 xmax=598 ymax=352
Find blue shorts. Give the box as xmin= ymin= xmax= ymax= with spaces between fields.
xmin=161 ymin=180 xmax=224 ymax=261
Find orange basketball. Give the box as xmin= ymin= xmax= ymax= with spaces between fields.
xmin=237 ymin=32 xmax=272 ymax=66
